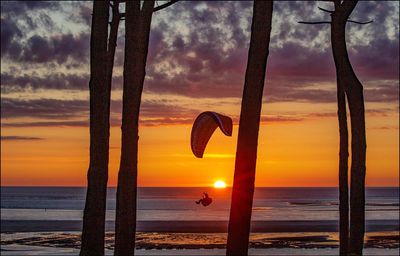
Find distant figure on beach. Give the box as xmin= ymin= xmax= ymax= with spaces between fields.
xmin=195 ymin=192 xmax=212 ymax=207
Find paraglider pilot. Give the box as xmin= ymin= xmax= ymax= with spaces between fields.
xmin=196 ymin=192 xmax=212 ymax=207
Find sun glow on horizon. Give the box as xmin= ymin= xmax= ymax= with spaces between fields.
xmin=214 ymin=180 xmax=227 ymax=188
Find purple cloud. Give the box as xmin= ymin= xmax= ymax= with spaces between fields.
xmin=1 ymin=136 xmax=44 ymax=140
xmin=0 ymin=0 xmax=398 ymax=126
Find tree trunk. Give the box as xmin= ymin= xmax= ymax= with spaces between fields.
xmin=331 ymin=1 xmax=367 ymax=255
xmin=114 ymin=1 xmax=155 ymax=255
xmin=337 ymin=81 xmax=349 ymax=256
xmin=226 ymin=1 xmax=273 ymax=256
xmin=347 ymin=77 xmax=367 ymax=256
xmin=80 ymin=1 xmax=110 ymax=256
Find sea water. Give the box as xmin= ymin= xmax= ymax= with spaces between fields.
xmin=1 ymin=187 xmax=398 ymax=223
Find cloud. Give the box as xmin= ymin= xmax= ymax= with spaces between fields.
xmin=0 ymin=1 xmax=59 ymax=17
xmin=1 ymin=98 xmax=89 ymax=119
xmin=69 ymin=3 xmax=92 ymax=25
xmin=2 ymin=33 xmax=90 ymax=64
xmin=265 ymin=87 xmax=336 ymax=103
xmin=139 ymin=117 xmax=194 ymax=126
xmin=350 ymin=37 xmax=399 ymax=80
xmin=368 ymin=126 xmax=399 ymax=130
xmin=0 ymin=97 xmax=199 ymax=127
xmin=1 ymin=121 xmax=89 ymax=128
xmin=268 ymin=42 xmax=335 ymax=79
xmin=1 ymin=73 xmax=90 ymax=93
xmin=1 ymin=98 xmax=396 ymax=128
xmin=260 ymin=115 xmax=304 ymax=123
xmin=0 ymin=18 xmax=22 ymax=57
xmin=141 ymin=1 xmax=399 ymax=102
xmin=1 ymin=136 xmax=44 ymax=141
xmin=364 ymin=83 xmax=399 ymax=102
xmin=0 ymin=1 xmax=398 ymax=108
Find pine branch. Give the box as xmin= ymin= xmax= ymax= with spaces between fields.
xmin=299 ymin=19 xmax=373 ymax=25
xmin=347 ymin=19 xmax=373 ymax=25
xmin=298 ymin=21 xmax=331 ymax=24
xmin=318 ymin=6 xmax=334 ymax=13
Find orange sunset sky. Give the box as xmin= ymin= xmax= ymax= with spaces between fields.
xmin=1 ymin=1 xmax=399 ymax=187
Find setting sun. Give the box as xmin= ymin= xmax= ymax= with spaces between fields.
xmin=214 ymin=180 xmax=227 ymax=188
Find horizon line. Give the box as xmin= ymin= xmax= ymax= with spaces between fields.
xmin=1 ymin=185 xmax=399 ymax=188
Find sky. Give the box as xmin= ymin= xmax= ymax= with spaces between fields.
xmin=1 ymin=1 xmax=399 ymax=187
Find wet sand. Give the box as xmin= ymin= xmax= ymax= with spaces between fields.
xmin=1 ymin=219 xmax=398 ymax=233
xmin=1 ymin=220 xmax=398 ymax=254
xmin=1 ymin=246 xmax=399 ymax=256
xmin=1 ymin=231 xmax=398 ymax=250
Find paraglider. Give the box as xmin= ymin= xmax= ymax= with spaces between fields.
xmin=195 ymin=192 xmax=213 ymax=207
xmin=191 ymin=111 xmax=233 ymax=158
xmin=191 ymin=111 xmax=232 ymax=208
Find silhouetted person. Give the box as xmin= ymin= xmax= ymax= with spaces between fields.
xmin=196 ymin=192 xmax=212 ymax=206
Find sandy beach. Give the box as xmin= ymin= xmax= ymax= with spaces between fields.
xmin=1 ymin=245 xmax=400 ymax=256
xmin=1 ymin=231 xmax=399 ymax=255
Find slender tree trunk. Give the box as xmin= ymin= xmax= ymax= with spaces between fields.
xmin=337 ymin=82 xmax=349 ymax=255
xmin=331 ymin=1 xmax=367 ymax=255
xmin=347 ymin=79 xmax=367 ymax=256
xmin=114 ymin=1 xmax=155 ymax=255
xmin=226 ymin=1 xmax=273 ymax=255
xmin=332 ymin=4 xmax=350 ymax=254
xmin=80 ymin=1 xmax=110 ymax=255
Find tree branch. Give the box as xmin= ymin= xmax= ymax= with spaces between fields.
xmin=333 ymin=0 xmax=340 ymax=10
xmin=108 ymin=1 xmax=120 ymax=50
xmin=119 ymin=1 xmax=179 ymax=17
xmin=153 ymin=0 xmax=179 ymax=12
xmin=347 ymin=19 xmax=373 ymax=25
xmin=318 ymin=6 xmax=334 ymax=13
xmin=298 ymin=21 xmax=331 ymax=24
xmin=109 ymin=0 xmax=120 ymax=11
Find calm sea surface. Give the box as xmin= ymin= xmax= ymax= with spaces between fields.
xmin=1 ymin=187 xmax=398 ymax=222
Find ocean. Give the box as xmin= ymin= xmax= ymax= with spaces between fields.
xmin=1 ymin=187 xmax=399 ymax=254
xmin=1 ymin=187 xmax=398 ymax=225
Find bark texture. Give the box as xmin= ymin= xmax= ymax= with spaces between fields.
xmin=331 ymin=1 xmax=367 ymax=255
xmin=114 ymin=1 xmax=155 ymax=255
xmin=226 ymin=1 xmax=273 ymax=255
xmin=80 ymin=1 xmax=110 ymax=255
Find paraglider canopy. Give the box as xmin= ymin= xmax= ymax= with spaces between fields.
xmin=191 ymin=111 xmax=233 ymax=158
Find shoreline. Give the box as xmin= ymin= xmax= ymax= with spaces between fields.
xmin=1 ymin=231 xmax=399 ymax=251
xmin=1 ymin=220 xmax=398 ymax=233
xmin=1 ymin=246 xmax=399 ymax=256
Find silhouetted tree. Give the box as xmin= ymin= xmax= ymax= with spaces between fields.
xmin=299 ymin=1 xmax=371 ymax=255
xmin=337 ymin=68 xmax=349 ymax=255
xmin=332 ymin=3 xmax=368 ymax=255
xmin=114 ymin=1 xmax=178 ymax=255
xmin=80 ymin=1 xmax=122 ymax=255
xmin=226 ymin=1 xmax=273 ymax=256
